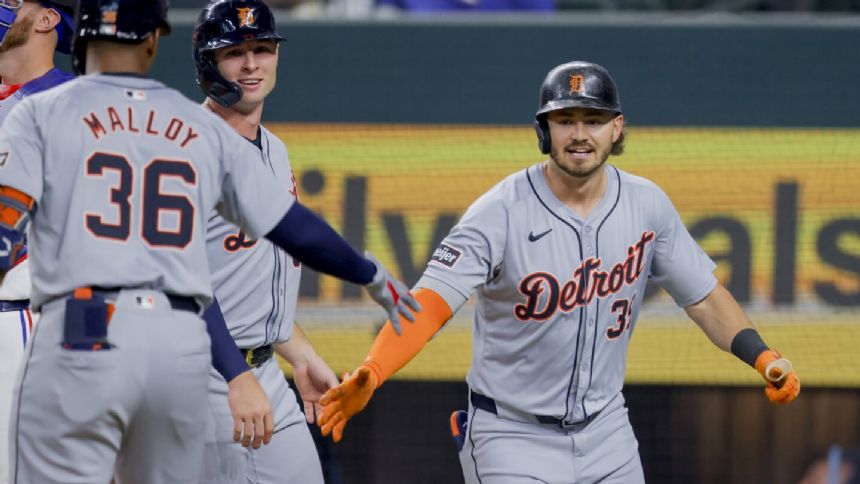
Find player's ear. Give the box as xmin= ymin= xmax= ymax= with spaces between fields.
xmin=139 ymin=32 xmax=160 ymax=72
xmin=611 ymin=114 xmax=624 ymax=143
xmin=145 ymin=31 xmax=159 ymax=57
xmin=33 ymin=6 xmax=62 ymax=34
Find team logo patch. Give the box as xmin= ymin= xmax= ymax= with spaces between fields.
xmin=430 ymin=243 xmax=462 ymax=268
xmin=569 ymin=74 xmax=584 ymax=94
xmin=0 ymin=152 xmax=8 ymax=168
xmin=237 ymin=7 xmax=257 ymax=28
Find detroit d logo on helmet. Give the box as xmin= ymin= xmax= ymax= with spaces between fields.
xmin=237 ymin=7 xmax=257 ymax=28
xmin=569 ymin=74 xmax=584 ymax=94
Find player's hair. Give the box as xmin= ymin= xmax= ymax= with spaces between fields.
xmin=611 ymin=129 xmax=626 ymax=156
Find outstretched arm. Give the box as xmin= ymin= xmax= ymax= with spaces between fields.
xmin=275 ymin=324 xmax=338 ymax=424
xmin=685 ymin=283 xmax=800 ymax=404
xmin=265 ymin=203 xmax=420 ymax=334
xmin=318 ymin=288 xmax=453 ymax=442
xmin=684 ymin=283 xmax=754 ymax=352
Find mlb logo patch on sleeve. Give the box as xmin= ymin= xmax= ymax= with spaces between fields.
xmin=430 ymin=243 xmax=462 ymax=268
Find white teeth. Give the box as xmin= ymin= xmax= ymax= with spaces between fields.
xmin=239 ymin=80 xmax=261 ymax=85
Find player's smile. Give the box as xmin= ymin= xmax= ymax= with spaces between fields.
xmin=565 ymin=143 xmax=595 ymax=160
xmin=237 ymin=78 xmax=263 ymax=91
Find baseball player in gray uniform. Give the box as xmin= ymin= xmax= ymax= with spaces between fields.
xmin=0 ymin=2 xmax=73 ymax=483
xmin=191 ymin=1 xmax=338 ymax=482
xmin=0 ymin=0 xmax=417 ymax=482
xmin=318 ymin=61 xmax=800 ymax=483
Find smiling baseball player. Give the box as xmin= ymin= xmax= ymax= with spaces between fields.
xmin=318 ymin=61 xmax=800 ymax=484
xmin=0 ymin=0 xmax=417 ymax=482
xmin=192 ymin=1 xmax=339 ymax=482
xmin=0 ymin=1 xmax=74 ymax=483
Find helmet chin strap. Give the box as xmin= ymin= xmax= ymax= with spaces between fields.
xmin=198 ymin=54 xmax=243 ymax=108
xmin=0 ymin=0 xmax=23 ymax=48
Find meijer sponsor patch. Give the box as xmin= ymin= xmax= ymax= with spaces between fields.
xmin=431 ymin=243 xmax=462 ymax=268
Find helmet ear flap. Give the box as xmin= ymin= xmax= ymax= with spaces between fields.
xmin=534 ymin=117 xmax=551 ymax=155
xmin=195 ymin=51 xmax=243 ymax=107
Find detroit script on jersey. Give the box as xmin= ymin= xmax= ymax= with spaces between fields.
xmin=418 ymin=162 xmax=717 ymax=423
xmin=514 ymin=231 xmax=655 ymax=321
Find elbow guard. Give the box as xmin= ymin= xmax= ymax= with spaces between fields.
xmin=0 ymin=186 xmax=33 ymax=271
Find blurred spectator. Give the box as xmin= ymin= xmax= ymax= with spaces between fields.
xmin=798 ymin=446 xmax=860 ymax=484
xmin=377 ymin=0 xmax=555 ymax=12
xmin=267 ymin=0 xmax=323 ymax=15
xmin=266 ymin=0 xmax=313 ymax=6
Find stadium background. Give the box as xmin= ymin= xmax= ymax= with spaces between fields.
xmin=84 ymin=12 xmax=859 ymax=483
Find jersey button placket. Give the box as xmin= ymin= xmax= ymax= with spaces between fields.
xmin=576 ymin=306 xmax=596 ymax=418
xmin=583 ymin=233 xmax=595 ymax=255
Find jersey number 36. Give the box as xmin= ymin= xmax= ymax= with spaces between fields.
xmin=84 ymin=152 xmax=196 ymax=249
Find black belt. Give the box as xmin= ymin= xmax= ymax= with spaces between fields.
xmin=165 ymin=296 xmax=200 ymax=313
xmin=242 ymin=344 xmax=273 ymax=369
xmin=0 ymin=300 xmax=29 ymax=312
xmin=470 ymin=391 xmax=597 ymax=429
xmin=91 ymin=287 xmax=200 ymax=313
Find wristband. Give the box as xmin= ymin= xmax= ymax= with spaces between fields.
xmin=730 ymin=328 xmax=769 ymax=368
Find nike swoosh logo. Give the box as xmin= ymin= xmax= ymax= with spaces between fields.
xmin=528 ymin=229 xmax=552 ymax=242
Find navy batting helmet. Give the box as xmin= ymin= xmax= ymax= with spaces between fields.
xmin=72 ymin=0 xmax=171 ymax=75
xmin=192 ymin=0 xmax=286 ymax=107
xmin=534 ymin=61 xmax=622 ymax=155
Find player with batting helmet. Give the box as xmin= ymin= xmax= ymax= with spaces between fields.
xmin=318 ymin=60 xmax=800 ymax=483
xmin=0 ymin=1 xmax=74 ymax=483
xmin=0 ymin=0 xmax=418 ymax=481
xmin=192 ymin=1 xmax=339 ymax=482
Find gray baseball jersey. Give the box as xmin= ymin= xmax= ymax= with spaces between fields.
xmin=0 ymin=73 xmax=295 ymax=484
xmin=419 ymin=162 xmax=716 ymax=422
xmin=423 ymin=162 xmax=716 ymax=483
xmin=0 ymin=74 xmax=294 ymax=309
xmin=201 ymin=126 xmax=321 ymax=483
xmin=205 ymin=125 xmax=300 ymax=349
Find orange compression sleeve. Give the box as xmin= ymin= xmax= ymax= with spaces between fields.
xmin=362 ymin=288 xmax=453 ymax=388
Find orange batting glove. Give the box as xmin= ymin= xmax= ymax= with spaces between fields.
xmin=755 ymin=349 xmax=800 ymax=405
xmin=318 ymin=365 xmax=379 ymax=442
